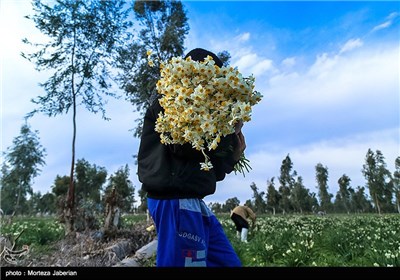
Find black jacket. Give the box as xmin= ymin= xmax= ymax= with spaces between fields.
xmin=138 ymin=98 xmax=238 ymax=199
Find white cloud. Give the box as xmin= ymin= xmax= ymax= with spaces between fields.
xmin=282 ymin=57 xmax=296 ymax=68
xmin=371 ymin=21 xmax=391 ymax=32
xmin=251 ymin=59 xmax=274 ymax=76
xmin=233 ymin=53 xmax=275 ymax=77
xmin=339 ymin=38 xmax=363 ymax=54
xmin=307 ymin=52 xmax=338 ymax=78
xmin=235 ymin=32 xmax=250 ymax=42
xmin=205 ymin=32 xmax=276 ymax=77
xmin=371 ymin=12 xmax=399 ymax=32
xmin=387 ymin=11 xmax=399 ymax=20
xmin=264 ymin=43 xmax=399 ymax=111
xmin=234 ymin=53 xmax=258 ymax=70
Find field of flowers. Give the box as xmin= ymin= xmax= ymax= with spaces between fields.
xmin=0 ymin=217 xmax=65 ymax=246
xmin=221 ymin=214 xmax=400 ymax=267
xmin=1 ymin=214 xmax=399 ymax=267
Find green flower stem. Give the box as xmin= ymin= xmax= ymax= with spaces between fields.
xmin=234 ymin=153 xmax=252 ymax=177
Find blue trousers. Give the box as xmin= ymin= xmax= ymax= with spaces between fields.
xmin=147 ymin=197 xmax=242 ymax=267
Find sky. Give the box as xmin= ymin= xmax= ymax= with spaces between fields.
xmin=1 ymin=1 xmax=399 ymax=207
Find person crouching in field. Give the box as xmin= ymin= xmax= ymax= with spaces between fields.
xmin=230 ymin=205 xmax=256 ymax=243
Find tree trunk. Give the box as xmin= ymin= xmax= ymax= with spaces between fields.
xmin=14 ymin=182 xmax=22 ymax=216
xmin=65 ymin=26 xmax=78 ymax=236
xmin=104 ymin=188 xmax=119 ymax=232
xmin=104 ymin=204 xmax=115 ymax=232
xmin=105 ymin=240 xmax=132 ymax=260
xmin=114 ymin=240 xmax=158 ymax=267
xmin=64 ymin=207 xmax=74 ymax=236
xmin=374 ymin=194 xmax=381 ymax=215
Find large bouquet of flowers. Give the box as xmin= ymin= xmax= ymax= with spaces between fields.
xmin=147 ymin=51 xmax=262 ymax=175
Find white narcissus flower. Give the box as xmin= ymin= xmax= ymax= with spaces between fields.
xmin=149 ymin=54 xmax=263 ymax=172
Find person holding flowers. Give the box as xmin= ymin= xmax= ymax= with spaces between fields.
xmin=137 ymin=48 xmax=262 ymax=267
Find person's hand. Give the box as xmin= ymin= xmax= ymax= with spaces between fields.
xmin=233 ymin=130 xmax=246 ymax=162
xmin=234 ymin=120 xmax=243 ymax=135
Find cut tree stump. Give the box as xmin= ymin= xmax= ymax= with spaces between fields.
xmin=114 ymin=239 xmax=157 ymax=267
xmin=104 ymin=240 xmax=132 ymax=260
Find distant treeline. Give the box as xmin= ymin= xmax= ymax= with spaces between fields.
xmin=208 ymin=149 xmax=400 ymax=215
xmin=1 ymin=148 xmax=398 ymax=217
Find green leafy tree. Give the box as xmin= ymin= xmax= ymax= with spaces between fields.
xmin=26 ymin=191 xmax=42 ymax=215
xmin=308 ymin=192 xmax=319 ymax=214
xmin=350 ymin=186 xmax=373 ymax=213
xmin=137 ymin=188 xmax=148 ymax=213
xmin=315 ymin=163 xmax=333 ymax=212
xmin=393 ymin=156 xmax=400 ymax=213
xmin=75 ymin=158 xmax=107 ymax=204
xmin=244 ymin=199 xmax=253 ymax=208
xmin=72 ymin=158 xmax=107 ymax=230
xmin=117 ymin=0 xmax=189 ymax=137
xmin=0 ymin=123 xmax=46 ymax=215
xmin=250 ymin=182 xmax=266 ymax=214
xmin=291 ymin=176 xmax=314 ymax=214
xmin=104 ymin=165 xmax=135 ymax=213
xmin=222 ymin=197 xmax=240 ymax=213
xmin=50 ymin=175 xmax=71 ymax=220
xmin=265 ymin=177 xmax=280 ymax=215
xmin=362 ymin=149 xmax=393 ymax=214
xmin=51 ymin=175 xmax=70 ymax=197
xmin=0 ymin=165 xmax=19 ymax=215
xmin=278 ymin=154 xmax=295 ymax=214
xmin=217 ymin=50 xmax=231 ymax=67
xmin=22 ymin=0 xmax=132 ymax=234
xmin=209 ymin=202 xmax=222 ymax=214
xmin=38 ymin=192 xmax=57 ymax=214
xmin=334 ymin=174 xmax=352 ymax=213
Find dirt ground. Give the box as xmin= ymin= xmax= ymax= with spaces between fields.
xmin=1 ymin=221 xmax=156 ymax=267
